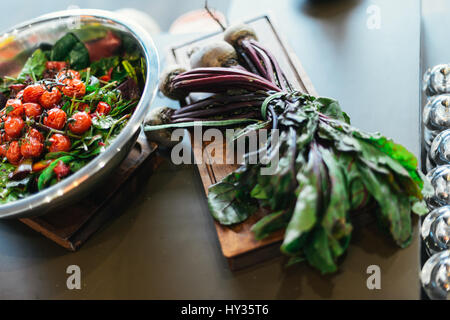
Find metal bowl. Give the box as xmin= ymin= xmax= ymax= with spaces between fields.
xmin=0 ymin=9 xmax=159 ymax=219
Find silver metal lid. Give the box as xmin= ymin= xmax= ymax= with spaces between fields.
xmin=421 ymin=206 xmax=450 ymax=255
xmin=430 ymin=129 xmax=450 ymax=166
xmin=426 ymin=165 xmax=450 ymax=209
xmin=424 ymin=64 xmax=450 ymax=96
xmin=421 ymin=250 xmax=450 ymax=300
xmin=424 ymin=127 xmax=439 ymax=148
xmin=423 ymin=94 xmax=450 ymax=130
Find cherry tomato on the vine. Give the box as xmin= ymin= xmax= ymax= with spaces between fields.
xmin=56 ymin=69 xmax=81 ymax=82
xmin=9 ymin=84 xmax=25 ymax=92
xmin=62 ymin=79 xmax=86 ymax=98
xmin=68 ymin=112 xmax=91 ymax=134
xmin=20 ymin=137 xmax=43 ymax=158
xmin=5 ymin=99 xmax=24 ymax=117
xmin=0 ymin=144 xmax=7 ymax=157
xmin=93 ymin=101 xmax=111 ymax=116
xmin=6 ymin=141 xmax=22 ymax=165
xmin=48 ymin=134 xmax=71 ymax=153
xmin=77 ymin=103 xmax=90 ymax=112
xmin=27 ymin=128 xmax=44 ymax=143
xmin=39 ymin=87 xmax=61 ymax=109
xmin=4 ymin=116 xmax=24 ymax=138
xmin=43 ymin=108 xmax=67 ymax=130
xmin=1 ymin=133 xmax=11 ymax=143
xmin=23 ymin=103 xmax=42 ymax=120
xmin=99 ymin=67 xmax=113 ymax=82
xmin=15 ymin=89 xmax=24 ymax=100
xmin=46 ymin=61 xmax=67 ymax=71
xmin=22 ymin=84 xmax=45 ymax=103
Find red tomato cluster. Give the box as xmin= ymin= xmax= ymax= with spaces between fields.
xmin=0 ymin=65 xmax=91 ymax=166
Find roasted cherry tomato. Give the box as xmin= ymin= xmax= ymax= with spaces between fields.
xmin=39 ymin=87 xmax=61 ymax=109
xmin=77 ymin=102 xmax=90 ymax=112
xmin=53 ymin=160 xmax=71 ymax=180
xmin=4 ymin=116 xmax=24 ymax=138
xmin=20 ymin=137 xmax=43 ymax=158
xmin=0 ymin=144 xmax=7 ymax=157
xmin=5 ymin=99 xmax=23 ymax=117
xmin=69 ymin=112 xmax=91 ymax=134
xmin=6 ymin=141 xmax=22 ymax=165
xmin=22 ymin=84 xmax=45 ymax=103
xmin=48 ymin=133 xmax=71 ymax=153
xmin=15 ymin=89 xmax=24 ymax=100
xmin=62 ymin=79 xmax=86 ymax=98
xmin=1 ymin=133 xmax=11 ymax=143
xmin=46 ymin=61 xmax=67 ymax=71
xmin=99 ymin=67 xmax=113 ymax=82
xmin=9 ymin=84 xmax=26 ymax=92
xmin=56 ymin=69 xmax=81 ymax=82
xmin=23 ymin=103 xmax=42 ymax=120
xmin=27 ymin=128 xmax=44 ymax=143
xmin=43 ymin=108 xmax=67 ymax=130
xmin=93 ymin=101 xmax=111 ymax=116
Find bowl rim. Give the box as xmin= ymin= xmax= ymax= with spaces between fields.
xmin=0 ymin=9 xmax=160 ymax=218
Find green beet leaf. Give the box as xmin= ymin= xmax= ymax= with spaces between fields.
xmin=356 ymin=162 xmax=412 ymax=247
xmin=304 ymin=227 xmax=338 ymax=274
xmin=207 ymin=166 xmax=259 ymax=225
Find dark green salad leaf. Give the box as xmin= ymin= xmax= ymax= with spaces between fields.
xmin=50 ymin=33 xmax=90 ymax=69
xmin=90 ymin=56 xmax=120 ymax=77
xmin=17 ymin=49 xmax=47 ymax=81
xmin=69 ymin=42 xmax=90 ymax=70
xmin=50 ymin=33 xmax=79 ymax=61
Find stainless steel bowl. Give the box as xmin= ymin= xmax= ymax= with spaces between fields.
xmin=0 ymin=9 xmax=159 ymax=218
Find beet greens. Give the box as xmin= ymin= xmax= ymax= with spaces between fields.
xmin=145 ymin=24 xmax=431 ymax=274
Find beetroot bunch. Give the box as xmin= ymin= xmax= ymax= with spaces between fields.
xmin=145 ymin=23 xmax=430 ymax=274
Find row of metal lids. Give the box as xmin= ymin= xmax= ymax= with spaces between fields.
xmin=420 ymin=64 xmax=450 ymax=300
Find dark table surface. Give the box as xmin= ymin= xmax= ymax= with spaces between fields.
xmin=0 ymin=0 xmax=436 ymax=299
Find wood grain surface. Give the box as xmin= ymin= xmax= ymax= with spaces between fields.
xmin=20 ymin=132 xmax=161 ymax=250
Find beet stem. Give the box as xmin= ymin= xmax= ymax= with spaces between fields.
xmin=250 ymin=39 xmax=290 ymax=91
xmin=174 ymin=92 xmax=267 ymax=115
xmin=171 ymin=100 xmax=262 ymax=119
xmin=241 ymin=39 xmax=268 ymax=79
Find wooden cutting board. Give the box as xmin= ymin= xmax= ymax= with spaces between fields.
xmin=168 ymin=14 xmax=318 ymax=270
xmin=19 ymin=132 xmax=162 ymax=251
